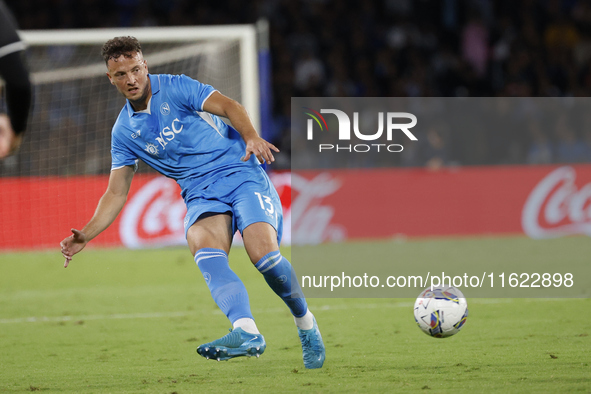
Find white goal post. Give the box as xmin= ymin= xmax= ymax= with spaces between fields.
xmin=20 ymin=25 xmax=260 ymax=131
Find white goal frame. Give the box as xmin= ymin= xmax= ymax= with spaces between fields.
xmin=19 ymin=25 xmax=260 ymax=130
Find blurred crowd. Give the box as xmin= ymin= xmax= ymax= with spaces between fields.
xmin=4 ymin=0 xmax=591 ymax=169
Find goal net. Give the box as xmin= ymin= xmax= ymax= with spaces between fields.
xmin=0 ymin=26 xmax=260 ymax=250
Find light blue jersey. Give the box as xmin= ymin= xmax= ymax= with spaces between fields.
xmin=110 ymin=73 xmax=282 ymax=242
xmin=110 ymin=74 xmax=260 ymax=201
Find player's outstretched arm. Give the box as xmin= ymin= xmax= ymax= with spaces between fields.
xmin=60 ymin=165 xmax=135 ymax=267
xmin=202 ymin=91 xmax=279 ymax=165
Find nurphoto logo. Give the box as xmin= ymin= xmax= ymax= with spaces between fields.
xmin=304 ymin=107 xmax=418 ymax=153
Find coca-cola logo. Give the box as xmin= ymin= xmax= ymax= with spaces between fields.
xmin=119 ymin=177 xmax=186 ymax=248
xmin=522 ymin=166 xmax=591 ymax=238
xmin=268 ymin=171 xmax=346 ymax=244
xmin=290 ymin=172 xmax=346 ymax=244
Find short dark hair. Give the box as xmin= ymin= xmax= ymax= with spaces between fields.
xmin=101 ymin=36 xmax=142 ymax=65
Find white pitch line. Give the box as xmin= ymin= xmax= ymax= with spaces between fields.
xmin=0 ymin=302 xmax=416 ymax=324
xmin=0 ymin=298 xmax=572 ymax=324
xmin=0 ymin=311 xmax=192 ymax=324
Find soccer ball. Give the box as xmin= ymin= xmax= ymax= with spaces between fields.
xmin=414 ymin=285 xmax=468 ymax=338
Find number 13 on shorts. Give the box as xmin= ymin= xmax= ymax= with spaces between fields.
xmin=254 ymin=192 xmax=278 ymax=226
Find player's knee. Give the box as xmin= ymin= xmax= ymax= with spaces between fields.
xmin=248 ymin=248 xmax=277 ymax=265
xmin=187 ymin=229 xmax=230 ymax=256
xmin=187 ymin=214 xmax=233 ymax=256
xmin=191 ymin=240 xmax=229 ymax=256
xmin=245 ymin=237 xmax=279 ymax=264
xmin=242 ymin=222 xmax=280 ymax=263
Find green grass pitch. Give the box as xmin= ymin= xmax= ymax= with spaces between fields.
xmin=0 ymin=237 xmax=590 ymax=393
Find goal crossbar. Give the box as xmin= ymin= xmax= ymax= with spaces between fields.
xmin=19 ymin=26 xmax=260 ymax=129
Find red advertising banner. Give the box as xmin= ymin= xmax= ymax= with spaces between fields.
xmin=0 ymin=176 xmax=160 ymax=250
xmin=0 ymin=173 xmax=292 ymax=251
xmin=1 ymin=165 xmax=590 ymax=250
xmin=291 ymin=165 xmax=591 ymax=242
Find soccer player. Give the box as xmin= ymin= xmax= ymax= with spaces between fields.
xmin=60 ymin=36 xmax=325 ymax=369
xmin=0 ymin=0 xmax=32 ymax=159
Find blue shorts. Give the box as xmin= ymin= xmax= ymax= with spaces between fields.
xmin=183 ymin=166 xmax=283 ymax=245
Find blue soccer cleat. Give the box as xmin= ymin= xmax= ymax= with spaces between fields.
xmin=298 ymin=317 xmax=325 ymax=369
xmin=197 ymin=328 xmax=266 ymax=361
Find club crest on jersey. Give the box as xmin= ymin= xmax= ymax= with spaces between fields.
xmin=144 ymin=142 xmax=159 ymax=156
xmin=160 ymin=102 xmax=171 ymax=115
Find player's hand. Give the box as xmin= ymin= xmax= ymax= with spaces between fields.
xmin=242 ymin=136 xmax=279 ymax=165
xmin=60 ymin=229 xmax=88 ymax=268
xmin=0 ymin=114 xmax=21 ymax=159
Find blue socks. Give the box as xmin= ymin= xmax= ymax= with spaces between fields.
xmin=195 ymin=248 xmax=253 ymax=324
xmin=255 ymin=251 xmax=308 ymax=318
xmin=195 ymin=248 xmax=308 ymax=323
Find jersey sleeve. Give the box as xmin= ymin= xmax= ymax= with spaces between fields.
xmin=172 ymin=74 xmax=216 ymax=112
xmin=111 ymin=130 xmax=138 ymax=172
